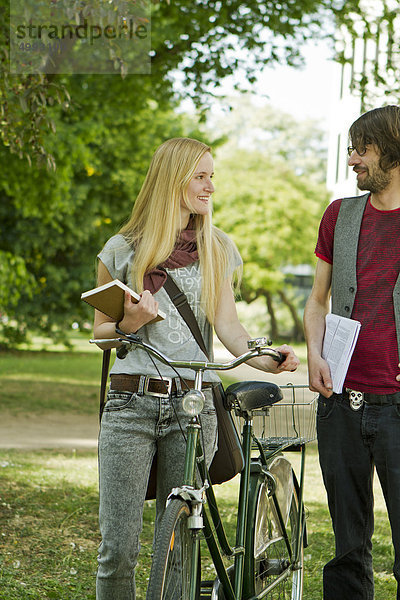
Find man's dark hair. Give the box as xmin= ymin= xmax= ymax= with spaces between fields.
xmin=349 ymin=105 xmax=400 ymax=171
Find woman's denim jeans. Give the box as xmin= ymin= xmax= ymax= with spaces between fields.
xmin=317 ymin=393 xmax=400 ymax=599
xmin=96 ymin=387 xmax=217 ymax=600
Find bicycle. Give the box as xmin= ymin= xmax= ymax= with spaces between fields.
xmin=91 ymin=334 xmax=316 ymax=600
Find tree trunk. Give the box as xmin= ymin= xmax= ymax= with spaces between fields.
xmin=264 ymin=291 xmax=279 ymax=340
xmin=277 ymin=290 xmax=305 ymax=342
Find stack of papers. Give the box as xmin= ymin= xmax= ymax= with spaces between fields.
xmin=322 ymin=314 xmax=361 ymax=393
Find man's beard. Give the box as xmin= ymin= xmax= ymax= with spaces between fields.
xmin=357 ymin=165 xmax=392 ymax=193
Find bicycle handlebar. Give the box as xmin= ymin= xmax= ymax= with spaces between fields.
xmin=89 ymin=334 xmax=284 ymax=372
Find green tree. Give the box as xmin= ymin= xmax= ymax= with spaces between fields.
xmin=0 ymin=0 xmax=364 ymax=166
xmin=0 ymin=75 xmax=204 ymax=346
xmin=212 ymin=104 xmax=329 ymax=340
xmin=208 ymin=95 xmax=328 ymax=183
xmin=334 ymin=1 xmax=400 ymax=109
xmin=0 ymin=0 xmax=368 ymax=345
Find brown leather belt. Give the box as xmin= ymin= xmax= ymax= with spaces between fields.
xmin=110 ymin=373 xmax=213 ymax=398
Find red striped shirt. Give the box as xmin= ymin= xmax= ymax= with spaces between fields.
xmin=316 ymin=196 xmax=400 ymax=393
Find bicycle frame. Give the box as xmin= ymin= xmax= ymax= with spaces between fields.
xmin=167 ymin=369 xmax=307 ymax=600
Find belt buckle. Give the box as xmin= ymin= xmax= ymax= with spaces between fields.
xmin=346 ymin=388 xmax=364 ymax=411
xmin=144 ymin=375 xmax=172 ymax=398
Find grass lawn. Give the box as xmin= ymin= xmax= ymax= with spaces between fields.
xmin=0 ymin=350 xmax=102 ymax=416
xmin=0 ymin=446 xmax=396 ymax=599
xmin=0 ymin=342 xmax=397 ymax=598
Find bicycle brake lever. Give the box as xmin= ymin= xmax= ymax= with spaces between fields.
xmin=116 ymin=345 xmax=129 ymax=359
xmin=115 ymin=329 xmax=143 ymax=343
xmin=115 ymin=331 xmax=143 ymax=359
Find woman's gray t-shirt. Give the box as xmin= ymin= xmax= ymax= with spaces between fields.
xmin=98 ymin=234 xmax=242 ymax=382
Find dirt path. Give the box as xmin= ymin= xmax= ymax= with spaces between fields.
xmin=0 ymin=349 xmax=309 ymax=450
xmin=0 ymin=412 xmax=99 ymax=450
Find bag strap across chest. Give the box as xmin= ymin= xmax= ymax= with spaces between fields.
xmin=162 ymin=268 xmax=209 ymax=358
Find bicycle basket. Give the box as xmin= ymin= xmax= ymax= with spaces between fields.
xmin=251 ymin=384 xmax=317 ymax=451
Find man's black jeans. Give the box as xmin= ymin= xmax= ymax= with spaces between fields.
xmin=317 ymin=392 xmax=400 ymax=599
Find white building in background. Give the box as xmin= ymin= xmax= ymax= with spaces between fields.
xmin=327 ymin=0 xmax=400 ymax=199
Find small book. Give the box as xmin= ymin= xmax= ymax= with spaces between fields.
xmin=322 ymin=313 xmax=361 ymax=393
xmin=81 ymin=279 xmax=166 ymax=323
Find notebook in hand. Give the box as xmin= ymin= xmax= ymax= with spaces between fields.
xmin=81 ymin=279 xmax=166 ymax=323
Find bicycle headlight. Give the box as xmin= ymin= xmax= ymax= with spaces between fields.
xmin=182 ymin=390 xmax=205 ymax=416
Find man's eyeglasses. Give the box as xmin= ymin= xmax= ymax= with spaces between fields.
xmin=347 ymin=146 xmax=367 ymax=157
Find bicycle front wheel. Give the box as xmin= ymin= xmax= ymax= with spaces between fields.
xmin=147 ymin=498 xmax=199 ymax=600
xmin=247 ymin=466 xmax=304 ymax=599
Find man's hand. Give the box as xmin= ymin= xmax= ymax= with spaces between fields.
xmin=308 ymin=354 xmax=333 ymax=397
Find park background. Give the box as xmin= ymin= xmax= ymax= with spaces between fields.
xmin=1 ymin=1 xmax=399 ymax=598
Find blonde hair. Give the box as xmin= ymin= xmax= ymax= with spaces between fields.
xmin=119 ymin=137 xmax=240 ymax=323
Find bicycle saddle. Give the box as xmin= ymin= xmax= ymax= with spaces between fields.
xmin=225 ymin=381 xmax=283 ymax=412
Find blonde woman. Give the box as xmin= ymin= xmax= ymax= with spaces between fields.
xmin=93 ymin=137 xmax=299 ymax=599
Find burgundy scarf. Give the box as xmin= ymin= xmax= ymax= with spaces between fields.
xmin=143 ymin=224 xmax=198 ymax=294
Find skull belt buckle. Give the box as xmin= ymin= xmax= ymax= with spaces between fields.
xmin=346 ymin=389 xmax=364 ymax=411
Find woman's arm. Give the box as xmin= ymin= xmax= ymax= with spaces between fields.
xmin=93 ymin=260 xmax=159 ymax=349
xmin=214 ymin=280 xmax=299 ymax=374
xmin=303 ymin=258 xmax=333 ymax=396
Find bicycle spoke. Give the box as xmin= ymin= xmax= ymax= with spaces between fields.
xmin=251 ymin=474 xmax=304 ymax=599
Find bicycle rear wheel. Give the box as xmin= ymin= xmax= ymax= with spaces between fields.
xmin=247 ymin=466 xmax=304 ymax=599
xmin=147 ymin=498 xmax=200 ymax=600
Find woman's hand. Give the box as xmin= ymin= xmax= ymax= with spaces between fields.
xmin=117 ymin=290 xmax=159 ymax=334
xmin=93 ymin=261 xmax=160 ymax=348
xmin=263 ymin=344 xmax=300 ymax=374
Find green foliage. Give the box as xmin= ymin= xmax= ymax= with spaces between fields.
xmin=0 ymin=75 xmax=201 ymax=346
xmin=208 ymin=96 xmax=328 ymax=183
xmin=1 ymin=0 xmax=150 ymax=165
xmin=0 ymin=0 xmax=364 ymax=166
xmin=214 ymin=148 xmax=327 ymax=288
xmin=0 ymin=0 xmax=373 ymax=345
xmin=0 ymin=72 xmax=70 ymax=169
xmin=150 ymin=0 xmax=333 ymax=102
xmin=332 ymin=1 xmax=400 ymax=109
xmin=211 ymin=102 xmax=329 ymax=339
xmin=215 ymin=151 xmax=328 ymax=291
xmin=0 ymin=251 xmax=37 ymax=308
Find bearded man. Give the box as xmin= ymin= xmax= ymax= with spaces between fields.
xmin=304 ymin=105 xmax=400 ymax=599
